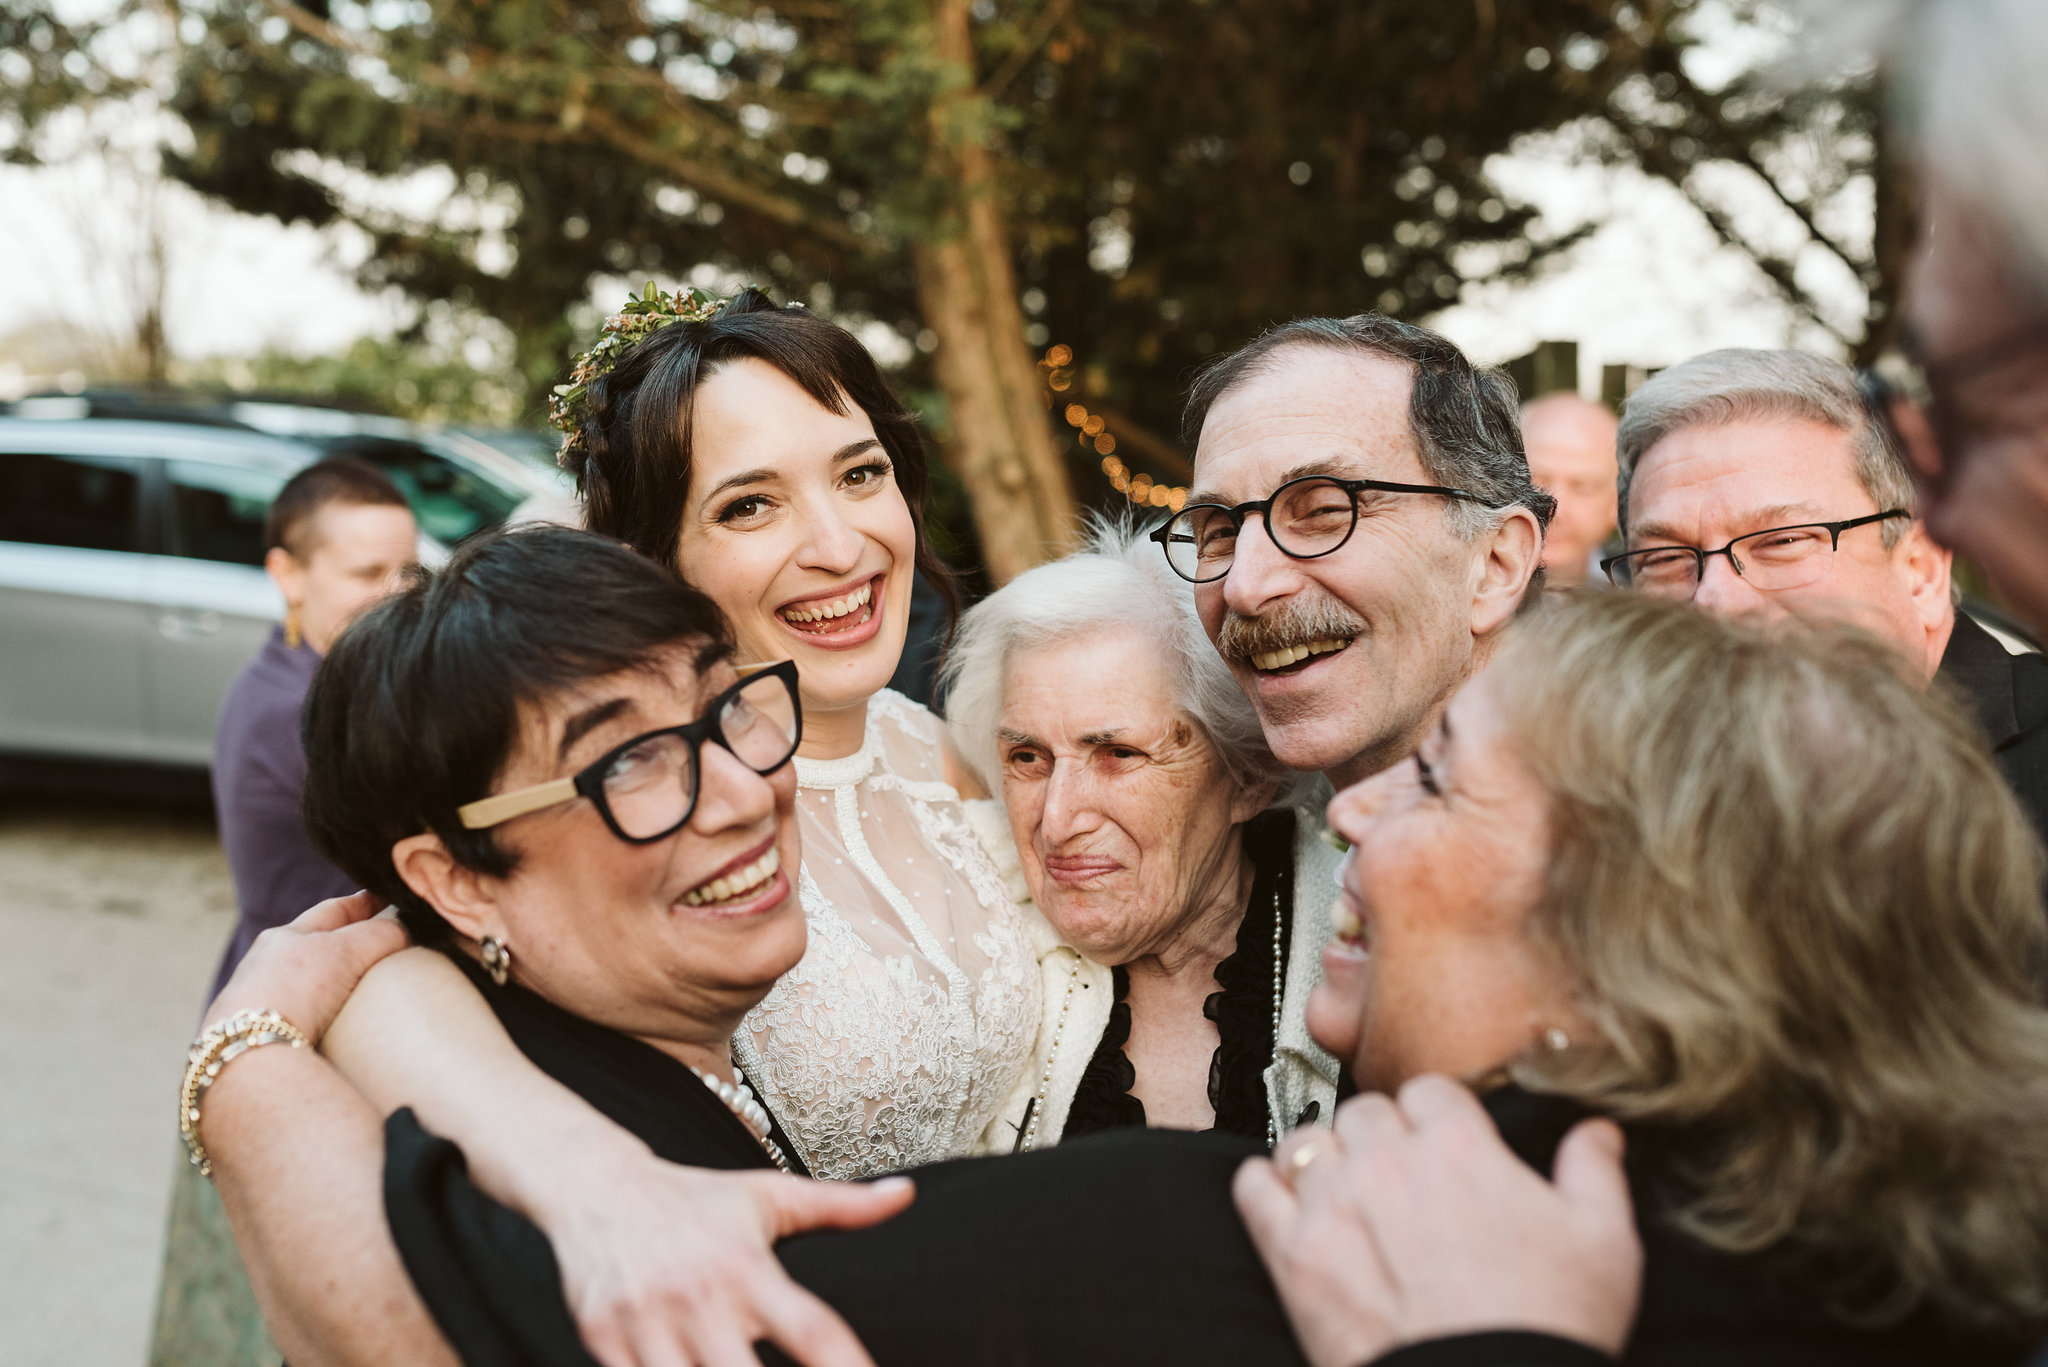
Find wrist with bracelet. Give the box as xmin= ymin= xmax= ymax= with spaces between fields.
xmin=179 ymin=1008 xmax=312 ymax=1178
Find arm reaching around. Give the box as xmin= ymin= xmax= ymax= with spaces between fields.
xmin=197 ymin=892 xmax=459 ymax=1367
xmin=323 ymin=948 xmax=914 ymax=1367
xmin=1234 ymin=1075 xmax=1641 ymax=1367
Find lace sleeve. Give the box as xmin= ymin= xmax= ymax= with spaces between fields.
xmin=730 ymin=700 xmax=1043 ymax=1179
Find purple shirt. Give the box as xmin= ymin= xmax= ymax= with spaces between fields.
xmin=208 ymin=624 xmax=359 ymax=999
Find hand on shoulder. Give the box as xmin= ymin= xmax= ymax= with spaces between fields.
xmin=534 ymin=1149 xmax=914 ymax=1367
xmin=204 ymin=890 xmax=411 ymax=1044
xmin=1234 ymin=1075 xmax=1641 ymax=1367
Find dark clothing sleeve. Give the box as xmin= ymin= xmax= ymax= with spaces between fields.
xmin=1370 ymin=1333 xmax=1614 ymax=1367
xmin=1938 ymin=613 xmax=2048 ymax=857
xmin=385 ymin=1107 xmax=1307 ymax=1367
xmin=380 ymin=966 xmax=2031 ymax=1367
xmin=774 ymin=1129 xmax=1301 ymax=1367
xmin=384 ymin=1109 xmax=600 ymax=1367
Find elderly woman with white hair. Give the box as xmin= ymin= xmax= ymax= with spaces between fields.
xmin=945 ymin=520 xmax=1343 ymax=1151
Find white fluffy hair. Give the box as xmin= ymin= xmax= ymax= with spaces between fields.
xmin=939 ymin=515 xmax=1308 ymax=808
xmin=1813 ymin=0 xmax=2048 ymax=292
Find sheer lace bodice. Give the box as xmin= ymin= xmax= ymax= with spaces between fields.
xmin=731 ymin=690 xmax=1041 ymax=1179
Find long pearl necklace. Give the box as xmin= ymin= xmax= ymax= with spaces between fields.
xmin=1266 ymin=880 xmax=1283 ymax=1149
xmin=1020 ymin=879 xmax=1288 ymax=1153
xmin=690 ymin=1064 xmax=793 ymax=1172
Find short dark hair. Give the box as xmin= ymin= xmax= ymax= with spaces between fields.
xmin=263 ymin=456 xmax=410 ymax=558
xmin=301 ymin=524 xmax=732 ymax=946
xmin=1183 ymin=314 xmax=1557 ymax=536
xmin=562 ymin=286 xmax=958 ymax=621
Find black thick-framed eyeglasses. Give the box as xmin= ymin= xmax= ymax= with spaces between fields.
xmin=455 ymin=659 xmax=803 ymax=843
xmin=1601 ymin=510 xmax=1910 ymax=597
xmin=1149 ymin=473 xmax=1492 ymax=584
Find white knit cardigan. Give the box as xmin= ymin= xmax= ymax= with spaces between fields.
xmin=970 ymin=802 xmax=1342 ymax=1154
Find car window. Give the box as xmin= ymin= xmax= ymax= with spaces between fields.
xmin=0 ymin=451 xmax=141 ymax=552
xmin=323 ymin=438 xmax=522 ymax=545
xmin=168 ymin=460 xmax=287 ymax=566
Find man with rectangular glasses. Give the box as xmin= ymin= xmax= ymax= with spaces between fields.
xmin=1611 ymin=347 xmax=2046 ymax=845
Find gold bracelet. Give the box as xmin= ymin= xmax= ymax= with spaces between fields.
xmin=178 ymin=1009 xmax=311 ymax=1178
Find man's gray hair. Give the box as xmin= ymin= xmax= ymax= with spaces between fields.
xmin=1615 ymin=348 xmax=1914 ymax=545
xmin=1183 ymin=314 xmax=1557 ymax=540
xmin=939 ymin=517 xmax=1308 ymax=807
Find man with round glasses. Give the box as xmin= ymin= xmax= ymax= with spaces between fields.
xmin=1168 ymin=314 xmax=1553 ymax=793
xmin=1612 ymin=347 xmax=2046 ymax=843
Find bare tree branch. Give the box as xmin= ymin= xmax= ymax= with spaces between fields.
xmin=263 ymin=0 xmax=868 ymax=249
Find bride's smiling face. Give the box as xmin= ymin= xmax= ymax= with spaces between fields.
xmin=675 ymin=358 xmax=918 ymax=732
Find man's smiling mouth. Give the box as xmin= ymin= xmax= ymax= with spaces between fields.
xmin=1249 ymin=637 xmax=1354 ymax=675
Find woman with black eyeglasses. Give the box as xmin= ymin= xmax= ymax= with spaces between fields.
xmin=184 ymin=524 xmax=1306 ymax=1367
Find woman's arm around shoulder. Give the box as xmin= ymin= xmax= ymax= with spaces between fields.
xmin=323 ymin=944 xmax=914 ymax=1367
xmin=197 ymin=893 xmax=460 ymax=1367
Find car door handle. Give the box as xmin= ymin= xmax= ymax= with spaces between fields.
xmin=157 ymin=610 xmax=223 ymax=641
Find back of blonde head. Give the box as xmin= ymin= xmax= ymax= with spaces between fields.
xmin=1500 ymin=592 xmax=2048 ymax=1332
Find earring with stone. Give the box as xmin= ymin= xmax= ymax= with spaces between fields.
xmin=480 ymin=936 xmax=513 ymax=986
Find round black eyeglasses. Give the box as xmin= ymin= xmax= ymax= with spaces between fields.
xmin=456 ymin=659 xmax=803 ymax=843
xmin=1149 ymin=474 xmax=1491 ymax=584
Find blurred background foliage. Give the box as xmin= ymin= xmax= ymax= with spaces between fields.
xmin=1 ymin=0 xmax=1894 ymax=580
xmin=179 ymin=332 xmax=529 ymax=427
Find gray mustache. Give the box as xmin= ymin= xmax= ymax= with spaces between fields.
xmin=1216 ymin=596 xmax=1368 ymax=661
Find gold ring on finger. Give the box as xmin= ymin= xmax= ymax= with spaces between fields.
xmin=1280 ymin=1132 xmax=1342 ymax=1186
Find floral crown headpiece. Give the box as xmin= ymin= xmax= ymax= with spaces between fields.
xmin=549 ymin=281 xmax=731 ymax=468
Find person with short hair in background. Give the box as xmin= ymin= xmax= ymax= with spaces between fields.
xmin=1519 ymin=392 xmax=1620 ymax=588
xmin=207 ymin=457 xmax=418 ymax=997
xmin=148 ymin=457 xmax=415 ymax=1367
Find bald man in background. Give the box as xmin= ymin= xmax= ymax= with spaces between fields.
xmin=1520 ymin=393 xmax=1621 ymax=587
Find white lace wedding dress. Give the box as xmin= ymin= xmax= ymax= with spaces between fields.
xmin=731 ymin=690 xmax=1042 ymax=1179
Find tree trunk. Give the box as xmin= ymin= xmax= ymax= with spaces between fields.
xmin=913 ymin=0 xmax=1079 ymax=585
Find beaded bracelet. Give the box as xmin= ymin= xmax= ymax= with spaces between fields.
xmin=178 ymin=1009 xmax=311 ymax=1178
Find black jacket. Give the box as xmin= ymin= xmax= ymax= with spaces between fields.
xmin=382 ymin=958 xmax=2029 ymax=1367
xmin=1940 ymin=611 xmax=2048 ymax=850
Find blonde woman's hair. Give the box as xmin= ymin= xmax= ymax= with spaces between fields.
xmin=1500 ymin=591 xmax=2048 ymax=1333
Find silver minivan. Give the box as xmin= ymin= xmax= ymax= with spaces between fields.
xmin=0 ymin=414 xmax=567 ymax=774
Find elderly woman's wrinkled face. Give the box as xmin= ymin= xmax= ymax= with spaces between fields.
xmin=999 ymin=633 xmax=1270 ymax=964
xmin=455 ymin=649 xmax=807 ymax=1048
xmin=1307 ymin=666 xmax=1567 ymax=1093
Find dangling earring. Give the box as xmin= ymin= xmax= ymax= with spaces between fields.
xmin=479 ymin=936 xmax=512 ymax=986
xmin=283 ymin=605 xmax=302 ymax=650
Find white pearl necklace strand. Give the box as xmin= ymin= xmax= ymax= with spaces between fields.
xmin=690 ymin=1064 xmax=793 ymax=1172
xmin=1020 ymin=882 xmax=1287 ymax=1152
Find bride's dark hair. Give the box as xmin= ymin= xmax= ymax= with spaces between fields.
xmin=560 ymin=287 xmax=956 ymax=620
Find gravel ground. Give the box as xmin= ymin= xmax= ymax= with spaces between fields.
xmin=0 ymin=797 xmax=236 ymax=1367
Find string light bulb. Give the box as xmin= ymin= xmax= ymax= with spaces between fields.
xmin=1038 ymin=342 xmax=1189 ymax=512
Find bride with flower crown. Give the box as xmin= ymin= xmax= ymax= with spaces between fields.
xmin=323 ymin=285 xmax=1045 ymax=1179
